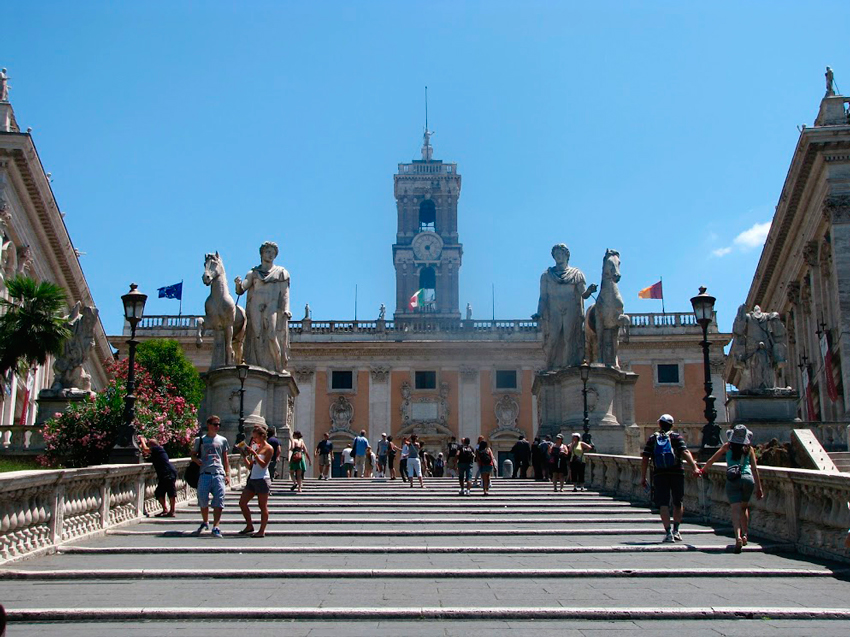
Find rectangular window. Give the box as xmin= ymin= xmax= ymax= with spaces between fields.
xmin=415 ymin=371 xmax=437 ymax=390
xmin=495 ymin=370 xmax=517 ymax=389
xmin=657 ymin=364 xmax=680 ymax=384
xmin=331 ymin=370 xmax=353 ymax=390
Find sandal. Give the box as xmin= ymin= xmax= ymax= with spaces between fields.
xmin=251 ymin=532 xmax=265 ymax=538
xmin=237 ymin=527 xmax=255 ymax=536
xmin=734 ymin=538 xmax=743 ymax=554
xmin=741 ymin=535 xmax=748 ymax=546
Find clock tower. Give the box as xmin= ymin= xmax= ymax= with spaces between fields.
xmin=393 ymin=129 xmax=463 ymax=320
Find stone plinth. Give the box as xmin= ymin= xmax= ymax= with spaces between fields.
xmin=726 ymin=391 xmax=799 ymax=424
xmin=201 ymin=366 xmax=299 ymax=446
xmin=35 ymin=389 xmax=94 ymax=426
xmin=532 ymin=365 xmax=639 ymax=454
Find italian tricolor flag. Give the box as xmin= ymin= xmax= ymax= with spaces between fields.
xmin=409 ymin=288 xmax=425 ymax=310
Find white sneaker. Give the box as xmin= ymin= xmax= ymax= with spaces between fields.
xmin=663 ymin=530 xmax=675 ymax=543
xmin=672 ymin=531 xmax=683 ymax=542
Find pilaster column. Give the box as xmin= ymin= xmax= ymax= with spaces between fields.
xmin=459 ymin=366 xmax=481 ymax=442
xmin=369 ymin=366 xmax=391 ymax=443
xmin=293 ymin=367 xmax=315 ymax=474
xmin=825 ymin=194 xmax=850 ymax=410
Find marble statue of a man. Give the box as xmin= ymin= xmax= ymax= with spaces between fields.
xmin=235 ymin=241 xmax=291 ymax=373
xmin=51 ymin=302 xmax=99 ymax=393
xmin=534 ymin=243 xmax=597 ymax=369
xmin=730 ymin=304 xmax=788 ymax=393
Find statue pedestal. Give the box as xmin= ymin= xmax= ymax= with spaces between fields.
xmin=532 ymin=365 xmax=639 ymax=454
xmin=35 ymin=389 xmax=94 ymax=425
xmin=726 ymin=390 xmax=800 ymax=424
xmin=202 ymin=366 xmax=299 ymax=459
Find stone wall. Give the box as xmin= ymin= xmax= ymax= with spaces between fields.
xmin=585 ymin=453 xmax=850 ymax=563
xmin=0 ymin=457 xmax=247 ymax=563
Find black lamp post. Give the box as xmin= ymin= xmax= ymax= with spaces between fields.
xmin=579 ymin=359 xmax=591 ymax=444
xmin=236 ymin=362 xmax=249 ymax=445
xmin=690 ymin=286 xmax=719 ymax=451
xmin=109 ymin=283 xmax=147 ymax=464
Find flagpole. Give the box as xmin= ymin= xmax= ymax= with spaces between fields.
xmin=179 ymin=280 xmax=183 ymax=317
xmin=492 ymin=283 xmax=495 ymax=322
xmin=355 ymin=284 xmax=358 ymax=321
xmin=660 ymin=276 xmax=665 ymax=315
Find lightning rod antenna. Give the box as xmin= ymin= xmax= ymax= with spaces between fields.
xmin=425 ymin=86 xmax=428 ymax=133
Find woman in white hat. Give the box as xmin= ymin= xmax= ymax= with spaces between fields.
xmin=700 ymin=424 xmax=764 ymax=553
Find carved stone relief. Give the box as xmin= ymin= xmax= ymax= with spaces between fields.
xmin=329 ymin=395 xmax=353 ymax=433
xmin=293 ymin=366 xmax=315 ymax=383
xmin=399 ymin=380 xmax=449 ymax=427
xmin=370 ymin=366 xmax=390 ymax=382
xmin=786 ymin=281 xmax=801 ymax=307
xmin=803 ymin=240 xmax=819 ymax=267
xmin=459 ymin=366 xmax=478 ymax=380
xmin=821 ymin=239 xmax=833 ymax=278
xmin=494 ymin=394 xmax=519 ymax=430
xmin=800 ymin=274 xmax=812 ymax=313
xmin=824 ymin=194 xmax=850 ymax=224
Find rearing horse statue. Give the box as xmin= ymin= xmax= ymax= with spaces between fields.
xmin=202 ymin=252 xmax=246 ymax=369
xmin=585 ymin=249 xmax=630 ymax=368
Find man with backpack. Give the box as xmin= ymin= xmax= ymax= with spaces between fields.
xmin=446 ymin=436 xmax=460 ymax=478
xmin=456 ymin=437 xmax=476 ymax=495
xmin=640 ymin=413 xmax=700 ymax=543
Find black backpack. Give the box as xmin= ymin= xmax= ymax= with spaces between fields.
xmin=479 ymin=449 xmax=493 ymax=466
xmin=458 ymin=445 xmax=475 ymax=464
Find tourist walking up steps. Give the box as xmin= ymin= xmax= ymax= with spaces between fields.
xmin=315 ymin=432 xmax=333 ymax=480
xmin=700 ymin=424 xmax=764 ymax=553
xmin=387 ymin=435 xmax=399 ymax=479
xmin=266 ymin=427 xmax=281 ymax=480
xmin=538 ymin=435 xmax=553 ymax=483
xmin=288 ymin=430 xmax=311 ymax=493
xmin=551 ymin=434 xmax=569 ymax=492
xmin=457 ymin=437 xmax=475 ymax=495
xmin=238 ymin=425 xmax=273 ymax=538
xmin=400 ymin=437 xmax=410 ymax=483
xmin=472 ymin=435 xmax=485 ymax=488
xmin=568 ymin=433 xmax=593 ymax=491
xmin=476 ymin=439 xmax=496 ymax=495
xmin=407 ymin=434 xmax=425 ymax=488
xmin=446 ymin=436 xmax=460 ymax=478
xmin=352 ymin=430 xmax=370 ymax=478
xmin=138 ymin=436 xmax=177 ymax=517
xmin=191 ymin=415 xmax=230 ymax=538
xmin=341 ymin=442 xmax=354 ymax=478
xmin=640 ymin=414 xmax=700 ymax=543
xmin=377 ymin=433 xmax=389 ymax=478
xmin=510 ymin=435 xmax=531 ymax=478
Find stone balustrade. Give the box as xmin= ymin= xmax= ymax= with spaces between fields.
xmin=0 ymin=457 xmax=247 ymax=563
xmin=0 ymin=425 xmax=44 ymax=453
xmin=585 ymin=453 xmax=850 ymax=562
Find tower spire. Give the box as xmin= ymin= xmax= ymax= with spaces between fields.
xmin=421 ymin=85 xmax=434 ymax=161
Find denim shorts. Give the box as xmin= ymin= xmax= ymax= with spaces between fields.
xmin=197 ymin=472 xmax=226 ymax=509
xmin=458 ymin=462 xmax=472 ymax=482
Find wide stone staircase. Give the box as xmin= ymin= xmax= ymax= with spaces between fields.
xmin=3 ymin=477 xmax=850 ymax=636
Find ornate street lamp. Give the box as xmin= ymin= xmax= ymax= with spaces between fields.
xmin=579 ymin=359 xmax=591 ymax=444
xmin=109 ymin=283 xmax=147 ymax=464
xmin=236 ymin=362 xmax=250 ymax=445
xmin=690 ymin=286 xmax=719 ymax=451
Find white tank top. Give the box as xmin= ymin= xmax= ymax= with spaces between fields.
xmin=250 ymin=445 xmax=270 ymax=479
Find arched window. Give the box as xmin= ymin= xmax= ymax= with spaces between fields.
xmin=418 ymin=199 xmax=436 ymax=232
xmin=418 ymin=266 xmax=436 ymax=311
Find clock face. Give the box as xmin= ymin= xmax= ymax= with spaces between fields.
xmin=412 ymin=232 xmax=443 ymax=261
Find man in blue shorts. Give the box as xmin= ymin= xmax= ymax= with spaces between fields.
xmin=191 ymin=415 xmax=231 ymax=538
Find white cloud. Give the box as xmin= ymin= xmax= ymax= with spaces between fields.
xmin=711 ymin=246 xmax=732 ymax=258
xmin=733 ymin=221 xmax=771 ymax=251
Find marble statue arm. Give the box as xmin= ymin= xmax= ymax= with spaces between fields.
xmin=233 ymin=271 xmax=253 ymax=295
xmin=281 ymin=279 xmax=291 ymax=320
xmin=533 ymin=273 xmax=548 ymax=320
xmin=582 ymin=282 xmax=598 ymax=299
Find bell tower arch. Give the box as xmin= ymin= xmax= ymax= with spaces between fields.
xmin=392 ymin=128 xmax=463 ymax=320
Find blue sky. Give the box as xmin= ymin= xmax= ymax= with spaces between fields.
xmin=3 ymin=1 xmax=849 ymax=336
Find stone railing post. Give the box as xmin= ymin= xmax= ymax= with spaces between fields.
xmin=135 ymin=471 xmax=146 ymax=519
xmin=49 ymin=479 xmax=65 ymax=547
xmin=100 ymin=478 xmax=110 ymax=531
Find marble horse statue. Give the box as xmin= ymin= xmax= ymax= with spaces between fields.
xmin=201 ymin=252 xmax=246 ymax=369
xmin=585 ymin=249 xmax=630 ymax=368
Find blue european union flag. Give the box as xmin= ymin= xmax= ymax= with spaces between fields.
xmin=157 ymin=282 xmax=183 ymax=300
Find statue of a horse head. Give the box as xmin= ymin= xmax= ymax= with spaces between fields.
xmin=602 ymin=249 xmax=621 ymax=283
xmin=202 ymin=251 xmax=224 ymax=286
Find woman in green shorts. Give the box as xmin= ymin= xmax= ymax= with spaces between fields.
xmin=701 ymin=425 xmax=763 ymax=553
xmin=288 ymin=430 xmax=311 ymax=493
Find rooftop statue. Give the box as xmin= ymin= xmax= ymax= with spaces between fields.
xmin=534 ymin=243 xmax=597 ymax=369
xmin=0 ymin=69 xmax=8 ymax=102
xmin=826 ymin=66 xmax=836 ymax=97
xmin=730 ymin=304 xmax=789 ymax=393
xmin=235 ymin=241 xmax=291 ymax=372
xmin=50 ymin=302 xmax=99 ymax=393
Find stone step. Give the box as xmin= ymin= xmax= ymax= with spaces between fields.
xmin=109 ymin=526 xmax=725 ymax=538
xmin=2 ymin=566 xmax=845 ymax=580
xmin=143 ymin=515 xmax=673 ymax=526
xmin=828 ymin=451 xmax=850 ymax=472
xmin=60 ymin=542 xmax=787 ymax=555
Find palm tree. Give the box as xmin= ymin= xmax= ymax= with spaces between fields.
xmin=0 ymin=276 xmax=71 ymax=396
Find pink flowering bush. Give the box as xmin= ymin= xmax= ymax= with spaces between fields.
xmin=39 ymin=359 xmax=197 ymax=468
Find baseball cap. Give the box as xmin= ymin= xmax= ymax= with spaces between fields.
xmin=658 ymin=414 xmax=674 ymax=426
